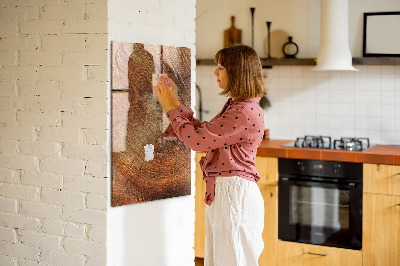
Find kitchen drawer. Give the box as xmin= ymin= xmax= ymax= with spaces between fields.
xmin=276 ymin=241 xmax=362 ymax=266
xmin=255 ymin=156 xmax=278 ymax=186
xmin=364 ymin=164 xmax=400 ymax=196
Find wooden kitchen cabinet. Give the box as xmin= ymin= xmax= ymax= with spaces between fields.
xmin=256 ymin=156 xmax=278 ymax=266
xmin=276 ymin=241 xmax=362 ymax=266
xmin=195 ymin=152 xmax=207 ymax=258
xmin=363 ymin=193 xmax=400 ymax=266
xmin=363 ymin=163 xmax=400 ymax=266
xmin=255 ymin=156 xmax=278 ymax=186
xmin=258 ymin=184 xmax=278 ymax=266
xmin=364 ymin=163 xmax=400 ymax=196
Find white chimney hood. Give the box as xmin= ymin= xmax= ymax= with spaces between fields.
xmin=314 ymin=0 xmax=358 ymax=71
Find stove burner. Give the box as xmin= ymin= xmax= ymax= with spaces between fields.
xmin=333 ymin=137 xmax=370 ymax=151
xmin=286 ymin=136 xmax=372 ymax=151
xmin=295 ymin=135 xmax=332 ymax=149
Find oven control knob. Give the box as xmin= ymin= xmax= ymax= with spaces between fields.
xmin=334 ymin=164 xmax=341 ymax=174
xmin=297 ymin=161 xmax=305 ymax=171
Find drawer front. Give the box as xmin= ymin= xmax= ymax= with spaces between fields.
xmin=364 ymin=164 xmax=400 ymax=196
xmin=277 ymin=241 xmax=362 ymax=266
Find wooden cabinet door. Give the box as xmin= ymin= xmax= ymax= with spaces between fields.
xmin=259 ymin=185 xmax=278 ymax=266
xmin=255 ymin=156 xmax=278 ymax=186
xmin=276 ymin=241 xmax=362 ymax=266
xmin=364 ymin=164 xmax=400 ymax=196
xmin=195 ymin=152 xmax=207 ymax=258
xmin=363 ymin=193 xmax=400 ymax=266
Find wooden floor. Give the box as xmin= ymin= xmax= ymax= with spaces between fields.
xmin=195 ymin=257 xmax=204 ymax=266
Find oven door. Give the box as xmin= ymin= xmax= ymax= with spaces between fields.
xmin=278 ymin=176 xmax=362 ymax=250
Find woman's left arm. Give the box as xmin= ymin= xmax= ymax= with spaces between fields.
xmin=166 ymin=107 xmax=249 ymax=152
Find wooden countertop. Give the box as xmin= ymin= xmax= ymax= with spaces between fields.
xmin=257 ymin=139 xmax=400 ymax=165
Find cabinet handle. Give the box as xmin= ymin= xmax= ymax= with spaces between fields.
xmin=307 ymin=252 xmax=328 ymax=256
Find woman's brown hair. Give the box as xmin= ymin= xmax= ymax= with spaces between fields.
xmin=214 ymin=44 xmax=266 ymax=99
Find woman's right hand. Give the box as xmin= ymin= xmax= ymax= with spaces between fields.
xmin=161 ymin=76 xmax=180 ymax=108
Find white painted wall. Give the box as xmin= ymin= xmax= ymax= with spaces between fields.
xmin=196 ymin=0 xmax=400 ymax=145
xmin=196 ymin=0 xmax=400 ymax=58
xmin=107 ymin=1 xmax=196 ymax=266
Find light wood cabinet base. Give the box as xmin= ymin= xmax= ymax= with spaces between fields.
xmin=276 ymin=241 xmax=362 ymax=266
xmin=363 ymin=193 xmax=400 ymax=266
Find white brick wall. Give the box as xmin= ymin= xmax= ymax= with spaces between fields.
xmin=0 ymin=0 xmax=108 ymax=265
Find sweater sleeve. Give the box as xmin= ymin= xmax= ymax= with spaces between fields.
xmin=163 ymin=104 xmax=202 ymax=137
xmin=166 ymin=106 xmax=248 ymax=152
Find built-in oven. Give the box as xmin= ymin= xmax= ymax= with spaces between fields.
xmin=278 ymin=158 xmax=363 ymax=250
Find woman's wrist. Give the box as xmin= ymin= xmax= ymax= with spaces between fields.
xmin=173 ymin=100 xmax=181 ymax=109
xmin=164 ymin=104 xmax=176 ymax=113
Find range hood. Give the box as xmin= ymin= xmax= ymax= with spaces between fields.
xmin=314 ymin=0 xmax=358 ymax=71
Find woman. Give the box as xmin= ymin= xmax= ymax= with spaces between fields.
xmin=154 ymin=44 xmax=266 ymax=266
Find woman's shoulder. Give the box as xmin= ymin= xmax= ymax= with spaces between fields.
xmin=233 ymin=97 xmax=262 ymax=111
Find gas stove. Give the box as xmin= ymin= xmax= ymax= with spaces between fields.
xmin=283 ymin=135 xmax=373 ymax=151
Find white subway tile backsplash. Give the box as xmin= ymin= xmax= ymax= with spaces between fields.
xmin=277 ymin=67 xmax=292 ymax=78
xmin=368 ymin=130 xmax=382 ymax=144
xmin=329 ymin=116 xmax=342 ymax=129
xmin=367 ymin=91 xmax=381 ymax=105
xmin=367 ymin=104 xmax=382 ymax=118
xmin=382 ymin=131 xmax=396 ymax=144
xmin=382 ymin=117 xmax=396 ymax=131
xmin=304 ymin=89 xmax=316 ymax=103
xmin=291 ymin=78 xmax=304 ymax=90
xmin=382 ymin=90 xmax=395 ymax=104
xmin=341 ymin=89 xmax=355 ymax=104
xmin=316 ymin=116 xmax=330 ymax=128
xmin=291 ymin=67 xmax=304 ymax=78
xmin=304 ymin=102 xmax=316 ymax=115
xmin=382 ymin=78 xmax=395 ymax=91
xmin=382 ymin=105 xmax=395 ymax=118
xmin=315 ymin=77 xmax=329 ymax=90
xmin=368 ymin=117 xmax=382 ymax=131
xmin=395 ymin=66 xmax=400 ymax=78
xmin=329 ymin=103 xmax=341 ymax=116
xmin=197 ymin=65 xmax=400 ymax=144
xmin=396 ymin=105 xmax=400 ymax=117
xmin=316 ymin=103 xmax=330 ymax=115
xmin=342 ymin=117 xmax=355 ymax=129
xmin=367 ymin=77 xmax=381 ymax=91
xmin=355 ymin=117 xmax=368 ymax=131
xmin=342 ymin=128 xmax=355 ymax=137
xmin=316 ymin=89 xmax=329 ymax=103
xmin=279 ymin=77 xmax=291 ymax=89
xmin=330 ymin=89 xmax=343 ymax=104
xmin=354 ymin=89 xmax=368 ymax=104
xmin=355 ymin=104 xmax=368 ymax=117
xmin=381 ymin=66 xmax=395 ymax=77
xmin=280 ymin=114 xmax=292 ymax=127
xmin=341 ymin=104 xmax=355 ymax=116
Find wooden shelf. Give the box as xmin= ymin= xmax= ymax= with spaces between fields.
xmin=196 ymin=57 xmax=400 ymax=67
xmin=352 ymin=57 xmax=400 ymax=65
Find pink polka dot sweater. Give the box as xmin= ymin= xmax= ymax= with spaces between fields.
xmin=163 ymin=97 xmax=265 ymax=205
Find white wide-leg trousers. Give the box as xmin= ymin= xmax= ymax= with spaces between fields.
xmin=205 ymin=176 xmax=264 ymax=266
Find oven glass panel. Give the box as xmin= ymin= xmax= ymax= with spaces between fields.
xmin=290 ymin=185 xmax=350 ymax=244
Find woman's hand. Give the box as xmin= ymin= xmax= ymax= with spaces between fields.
xmin=169 ymin=79 xmax=181 ymax=109
xmin=153 ymin=77 xmax=176 ymax=113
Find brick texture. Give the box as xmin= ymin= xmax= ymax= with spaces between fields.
xmin=0 ymin=0 xmax=108 ymax=264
